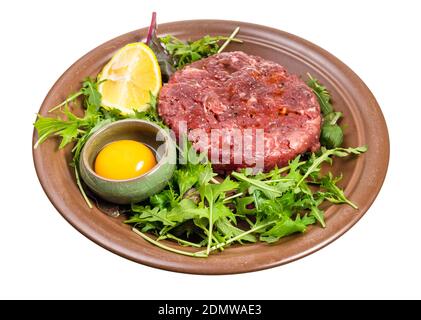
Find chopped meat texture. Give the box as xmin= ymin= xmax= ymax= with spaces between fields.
xmin=158 ymin=51 xmax=321 ymax=172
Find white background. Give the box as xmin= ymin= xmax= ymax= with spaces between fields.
xmin=1 ymin=0 xmax=420 ymax=300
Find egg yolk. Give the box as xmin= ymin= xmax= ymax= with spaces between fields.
xmin=94 ymin=140 xmax=157 ymax=180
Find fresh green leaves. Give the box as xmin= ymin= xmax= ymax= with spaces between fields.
xmin=129 ymin=205 xmax=176 ymax=227
xmin=146 ymin=13 xmax=241 ymax=77
xmin=297 ymin=146 xmax=368 ymax=186
xmin=233 ymin=146 xmax=366 ymax=243
xmin=34 ymin=112 xmax=79 ymax=149
xmin=215 ymin=217 xmax=257 ymax=243
xmin=125 ymin=143 xmax=258 ymax=256
xmin=33 ymin=30 xmax=368 ymax=258
xmin=34 ymin=79 xmax=103 ymax=208
xmin=307 ymin=74 xmax=344 ymax=148
xmin=260 ymin=216 xmax=310 ymax=243
xmin=160 ymin=35 xmax=221 ymax=69
xmin=199 ymin=177 xmax=239 ymax=206
xmin=160 ymin=33 xmax=242 ymax=69
xmin=33 ymin=78 xmax=165 ymax=209
xmin=82 ymin=77 xmax=102 ymax=110
xmin=146 ymin=12 xmax=241 ymax=76
xmin=34 ymin=78 xmax=103 ymax=150
xmin=127 ymin=142 xmax=367 ymax=255
xmin=320 ymin=111 xmax=344 ymax=148
xmin=34 ymin=80 xmax=162 ymax=154
xmin=198 ymin=176 xmax=239 ymax=253
xmin=318 ymin=173 xmax=358 ymax=209
xmin=307 ymin=74 xmax=333 ymax=115
xmin=321 ymin=122 xmax=343 ymax=149
xmin=34 ymin=78 xmax=117 ymax=208
xmin=231 ymin=171 xmax=286 ymax=200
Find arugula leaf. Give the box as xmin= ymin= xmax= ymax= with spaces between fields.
xmin=198 ymin=176 xmax=239 ymax=253
xmin=128 ymin=205 xmax=175 ymax=227
xmin=208 ymin=177 xmax=238 ymax=200
xmin=213 ymin=202 xmax=236 ymax=223
xmin=319 ymin=173 xmax=358 ymax=209
xmin=298 ymin=146 xmax=368 ymax=186
xmin=58 ymin=124 xmax=78 ymax=149
xmin=150 ymin=187 xmax=178 ymax=210
xmin=320 ymin=111 xmax=343 ymax=148
xmin=160 ymin=32 xmax=242 ymax=69
xmin=324 ymin=111 xmax=343 ymax=125
xmin=166 ymin=199 xmax=209 ymax=222
xmin=173 ymin=154 xmax=215 ymax=199
xmin=235 ymin=196 xmax=256 ymax=215
xmin=198 ymin=163 xmax=215 ymax=186
xmin=310 ymin=201 xmax=326 ymax=228
xmin=174 ymin=169 xmax=198 ymax=198
xmin=231 ymin=171 xmax=283 ymax=200
xmin=259 ymin=215 xmax=310 ymax=243
xmin=160 ymin=35 xmax=219 ymax=68
xmin=81 ymin=77 xmax=102 ymax=111
xmin=34 ymin=115 xmax=77 ymax=149
xmin=321 ymin=124 xmax=344 ymax=149
xmin=215 ymin=217 xmax=257 ymax=243
xmin=307 ymin=74 xmax=345 ymax=148
xmin=307 ymin=73 xmax=333 ymax=115
xmin=34 ymin=78 xmax=106 ymax=150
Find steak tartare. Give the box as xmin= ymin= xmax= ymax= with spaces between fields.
xmin=158 ymin=51 xmax=321 ymax=172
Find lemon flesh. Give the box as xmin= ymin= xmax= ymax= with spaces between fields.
xmin=98 ymin=43 xmax=161 ymax=114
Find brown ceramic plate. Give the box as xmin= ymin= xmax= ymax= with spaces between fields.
xmin=33 ymin=20 xmax=389 ymax=274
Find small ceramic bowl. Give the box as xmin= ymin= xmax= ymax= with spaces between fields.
xmin=79 ymin=119 xmax=176 ymax=204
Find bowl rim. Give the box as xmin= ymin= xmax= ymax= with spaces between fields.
xmin=80 ymin=118 xmax=173 ymax=183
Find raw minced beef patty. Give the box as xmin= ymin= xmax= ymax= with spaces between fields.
xmin=158 ymin=51 xmax=321 ymax=172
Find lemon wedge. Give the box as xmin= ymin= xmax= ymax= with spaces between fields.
xmin=98 ymin=43 xmax=161 ymax=114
